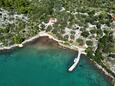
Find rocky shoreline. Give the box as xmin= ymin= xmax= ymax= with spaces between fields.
xmin=0 ymin=31 xmax=115 ymax=85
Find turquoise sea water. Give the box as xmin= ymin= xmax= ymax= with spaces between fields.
xmin=0 ymin=43 xmax=112 ymax=86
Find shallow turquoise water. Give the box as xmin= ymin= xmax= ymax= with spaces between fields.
xmin=0 ymin=43 xmax=112 ymax=86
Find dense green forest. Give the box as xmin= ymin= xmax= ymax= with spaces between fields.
xmin=0 ymin=0 xmax=115 ymax=15
xmin=0 ymin=0 xmax=114 ymax=51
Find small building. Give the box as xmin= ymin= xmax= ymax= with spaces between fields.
xmin=49 ymin=18 xmax=57 ymax=24
xmin=112 ymin=14 xmax=115 ymax=21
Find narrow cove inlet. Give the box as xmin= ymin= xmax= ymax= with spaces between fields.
xmin=0 ymin=40 xmax=113 ymax=86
